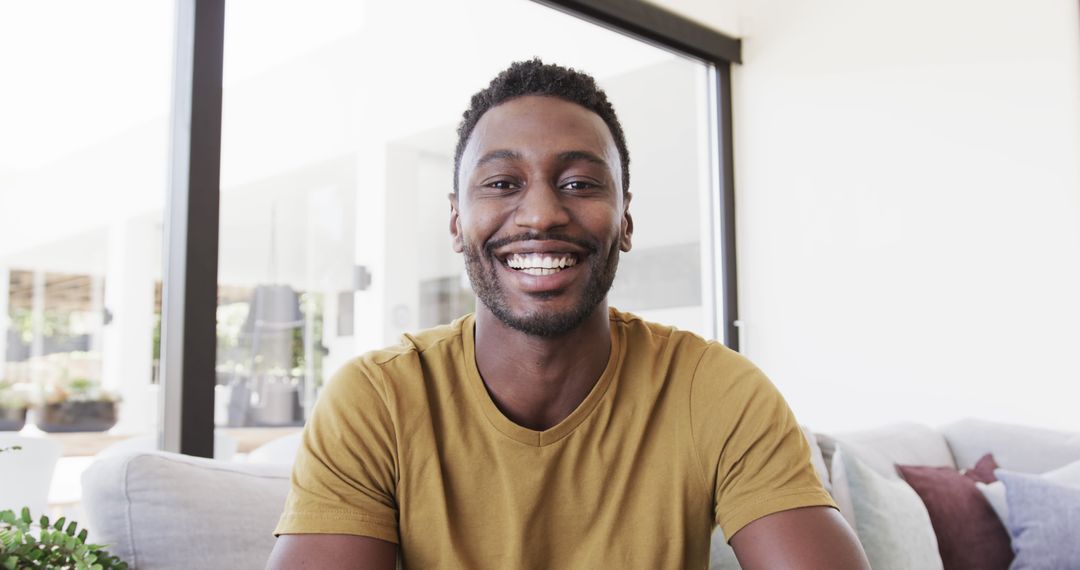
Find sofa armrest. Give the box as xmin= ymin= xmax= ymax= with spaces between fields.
xmin=81 ymin=451 xmax=291 ymax=570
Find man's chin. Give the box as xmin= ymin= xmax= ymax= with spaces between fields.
xmin=487 ymin=302 xmax=598 ymax=339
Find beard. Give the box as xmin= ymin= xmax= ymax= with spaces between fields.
xmin=462 ymin=232 xmax=620 ymax=338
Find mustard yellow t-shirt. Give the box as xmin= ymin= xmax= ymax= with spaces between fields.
xmin=275 ymin=308 xmax=834 ymax=568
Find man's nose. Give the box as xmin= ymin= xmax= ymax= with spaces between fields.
xmin=513 ymin=183 xmax=570 ymax=231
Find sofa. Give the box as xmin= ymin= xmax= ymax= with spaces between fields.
xmin=80 ymin=419 xmax=1080 ymax=569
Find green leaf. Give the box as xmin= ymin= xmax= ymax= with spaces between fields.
xmin=0 ymin=529 xmax=14 ymax=549
xmin=0 ymin=509 xmax=129 ymax=570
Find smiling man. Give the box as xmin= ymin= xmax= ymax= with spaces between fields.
xmin=267 ymin=60 xmax=869 ymax=569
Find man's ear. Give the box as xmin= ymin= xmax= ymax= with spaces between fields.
xmin=449 ymin=192 xmax=464 ymax=253
xmin=620 ymin=192 xmax=634 ymax=252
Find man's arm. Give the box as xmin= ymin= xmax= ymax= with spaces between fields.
xmin=265 ymin=534 xmax=396 ymax=570
xmin=729 ymin=506 xmax=870 ymax=570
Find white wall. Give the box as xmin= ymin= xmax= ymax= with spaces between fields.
xmin=732 ymin=0 xmax=1080 ymax=431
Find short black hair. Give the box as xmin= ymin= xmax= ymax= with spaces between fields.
xmin=454 ymin=58 xmax=630 ymax=195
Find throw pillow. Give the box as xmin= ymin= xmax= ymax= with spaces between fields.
xmin=996 ymin=470 xmax=1080 ymax=570
xmin=897 ymin=454 xmax=1011 ymax=570
xmin=834 ymin=447 xmax=944 ymax=570
xmin=976 ymin=457 xmax=1080 ymax=527
xmin=961 ymin=453 xmax=998 ymax=484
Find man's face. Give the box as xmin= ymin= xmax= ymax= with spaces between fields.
xmin=450 ymin=95 xmax=633 ymax=337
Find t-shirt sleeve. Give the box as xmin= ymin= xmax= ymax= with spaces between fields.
xmin=690 ymin=343 xmax=835 ymax=541
xmin=274 ymin=357 xmax=400 ymax=543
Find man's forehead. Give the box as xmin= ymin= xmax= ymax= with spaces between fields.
xmin=465 ymin=96 xmax=617 ymax=161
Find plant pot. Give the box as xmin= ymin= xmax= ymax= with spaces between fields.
xmin=0 ymin=407 xmax=27 ymax=431
xmin=34 ymin=401 xmax=118 ymax=433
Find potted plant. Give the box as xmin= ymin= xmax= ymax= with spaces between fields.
xmin=0 ymin=381 xmax=30 ymax=432
xmin=0 ymin=507 xmax=128 ymax=569
xmin=33 ymin=378 xmax=120 ymax=433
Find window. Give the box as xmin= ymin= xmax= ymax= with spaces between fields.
xmin=0 ymin=0 xmax=176 ymax=511
xmin=2 ymin=0 xmax=739 ymax=462
xmin=212 ymin=0 xmax=725 ymax=429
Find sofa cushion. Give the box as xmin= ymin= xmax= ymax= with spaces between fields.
xmin=942 ymin=418 xmax=1080 ymax=473
xmin=832 ymin=447 xmax=943 ymax=570
xmin=977 ymin=458 xmax=1080 ymax=529
xmin=896 ymin=455 xmax=1011 ymax=570
xmin=818 ymin=423 xmax=955 ymax=482
xmin=996 ymin=470 xmax=1080 ymax=570
xmin=81 ymin=451 xmax=291 ymax=570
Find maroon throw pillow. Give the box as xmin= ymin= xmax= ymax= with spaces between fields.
xmin=963 ymin=453 xmax=999 ymax=484
xmin=897 ymin=454 xmax=1012 ymax=570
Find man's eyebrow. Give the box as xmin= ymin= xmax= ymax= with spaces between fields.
xmin=476 ymin=149 xmax=521 ymax=167
xmin=557 ymin=150 xmax=608 ymax=167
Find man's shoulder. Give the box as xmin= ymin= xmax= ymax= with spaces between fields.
xmin=608 ymin=307 xmax=728 ymax=357
xmin=355 ymin=313 xmax=472 ymax=369
xmin=324 ymin=315 xmax=470 ymax=396
xmin=609 ymin=307 xmax=762 ymax=386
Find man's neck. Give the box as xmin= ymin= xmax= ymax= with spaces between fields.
xmin=473 ymin=302 xmax=612 ymax=431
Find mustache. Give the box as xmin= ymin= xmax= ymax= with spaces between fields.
xmin=484 ymin=232 xmax=598 ymax=255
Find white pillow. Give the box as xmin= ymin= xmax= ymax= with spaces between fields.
xmin=976 ymin=458 xmax=1080 ymax=527
xmin=833 ymin=447 xmax=943 ymax=570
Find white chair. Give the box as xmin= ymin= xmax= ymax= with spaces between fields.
xmin=244 ymin=431 xmax=302 ymax=465
xmin=0 ymin=434 xmax=63 ymax=516
xmin=96 ymin=432 xmax=239 ymax=462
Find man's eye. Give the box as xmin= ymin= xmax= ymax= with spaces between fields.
xmin=562 ymin=180 xmax=598 ymax=191
xmin=486 ymin=180 xmax=518 ymax=190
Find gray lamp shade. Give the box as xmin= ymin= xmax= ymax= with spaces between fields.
xmin=241 ymin=285 xmax=303 ymax=333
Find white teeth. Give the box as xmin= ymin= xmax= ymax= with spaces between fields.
xmin=506 ymin=253 xmax=578 ymax=272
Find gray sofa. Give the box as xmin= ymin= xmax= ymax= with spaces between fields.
xmin=80 ymin=419 xmax=1080 ymax=569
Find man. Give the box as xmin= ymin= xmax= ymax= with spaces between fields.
xmin=267 ymin=60 xmax=869 ymax=569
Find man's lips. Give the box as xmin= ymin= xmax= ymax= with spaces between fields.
xmin=488 ymin=235 xmax=593 ymax=257
xmin=486 ymin=237 xmax=593 ymax=290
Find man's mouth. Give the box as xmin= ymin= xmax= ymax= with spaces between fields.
xmin=503 ymin=253 xmax=579 ymax=276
